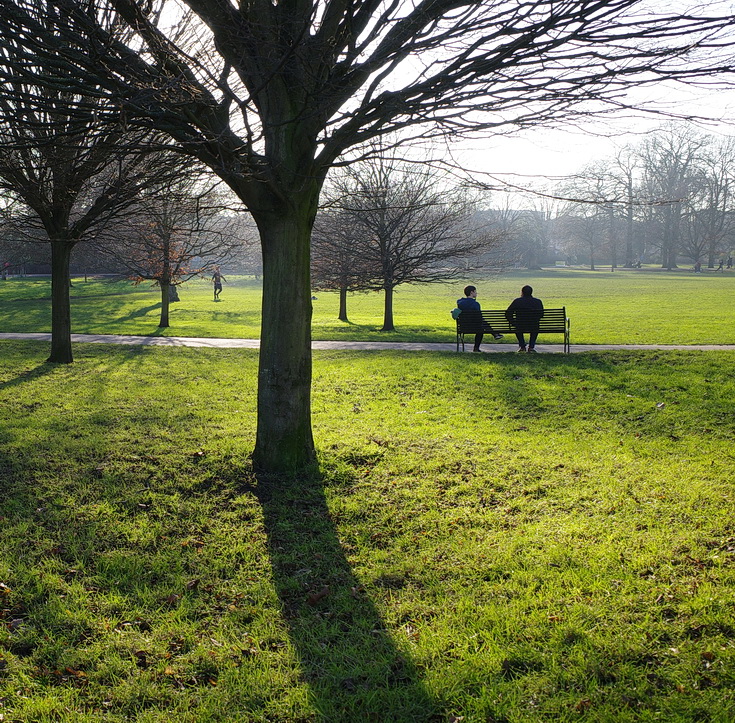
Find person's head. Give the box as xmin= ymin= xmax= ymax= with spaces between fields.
xmin=521 ymin=285 xmax=533 ymax=297
xmin=464 ymin=285 xmax=477 ymax=297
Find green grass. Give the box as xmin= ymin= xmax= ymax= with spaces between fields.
xmin=1 ymin=268 xmax=734 ymax=344
xmin=1 ymin=341 xmax=734 ymax=721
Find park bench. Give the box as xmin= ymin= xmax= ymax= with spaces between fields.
xmin=455 ymin=308 xmax=570 ymax=353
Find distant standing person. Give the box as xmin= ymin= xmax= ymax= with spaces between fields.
xmin=456 ymin=285 xmax=503 ymax=352
xmin=212 ymin=267 xmax=226 ymax=300
xmin=506 ymin=285 xmax=544 ymax=353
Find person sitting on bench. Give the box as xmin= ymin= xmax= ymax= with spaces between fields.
xmin=506 ymin=285 xmax=544 ymax=353
xmin=456 ymin=285 xmax=503 ymax=352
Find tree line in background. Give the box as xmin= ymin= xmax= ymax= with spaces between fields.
xmin=486 ymin=125 xmax=735 ymax=271
xmin=3 ymin=122 xmax=733 ymax=317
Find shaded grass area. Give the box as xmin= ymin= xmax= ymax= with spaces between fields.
xmin=0 ymin=341 xmax=734 ymax=720
xmin=1 ymin=268 xmax=734 ymax=343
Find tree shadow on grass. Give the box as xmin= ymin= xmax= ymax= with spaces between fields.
xmin=251 ymin=471 xmax=439 ymax=721
xmin=110 ymin=302 xmax=162 ymax=324
xmin=0 ymin=360 xmax=59 ymax=392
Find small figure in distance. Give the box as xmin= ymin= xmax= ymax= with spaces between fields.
xmin=456 ymin=285 xmax=503 ymax=352
xmin=716 ymin=259 xmax=724 ymax=272
xmin=212 ymin=266 xmax=226 ymax=300
xmin=506 ymin=284 xmax=544 ymax=353
xmin=727 ymin=256 xmax=733 ymax=269
xmin=694 ymin=261 xmax=702 ymax=273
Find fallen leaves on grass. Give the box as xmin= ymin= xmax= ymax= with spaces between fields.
xmin=307 ymin=586 xmax=330 ymax=606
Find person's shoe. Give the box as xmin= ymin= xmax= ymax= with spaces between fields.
xmin=493 ymin=333 xmax=504 ymax=340
xmin=527 ymin=348 xmax=537 ymax=353
xmin=516 ymin=347 xmax=526 ymax=353
xmin=473 ymin=348 xmax=482 ymax=353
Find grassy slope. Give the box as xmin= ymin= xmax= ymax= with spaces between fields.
xmin=0 ymin=341 xmax=733 ymax=721
xmin=1 ymin=268 xmax=734 ymax=344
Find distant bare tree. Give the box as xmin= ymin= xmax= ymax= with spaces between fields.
xmin=311 ymin=210 xmax=374 ymax=323
xmin=638 ymin=127 xmax=708 ymax=270
xmin=558 ymin=167 xmax=612 ymax=269
xmin=680 ymin=136 xmax=735 ymax=266
xmin=318 ymin=157 xmax=495 ymax=331
xmin=97 ymin=175 xmax=244 ymax=328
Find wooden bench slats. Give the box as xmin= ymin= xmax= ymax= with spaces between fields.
xmin=456 ymin=307 xmax=570 ymax=353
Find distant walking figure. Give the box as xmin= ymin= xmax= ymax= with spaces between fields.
xmin=506 ymin=285 xmax=544 ymax=353
xmin=455 ymin=285 xmax=503 ymax=352
xmin=716 ymin=260 xmax=724 ymax=272
xmin=212 ymin=267 xmax=226 ymax=300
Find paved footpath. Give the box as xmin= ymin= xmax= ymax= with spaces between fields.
xmin=1 ymin=332 xmax=733 ymax=353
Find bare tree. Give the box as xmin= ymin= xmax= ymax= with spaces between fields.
xmin=0 ymin=11 xmax=190 ymax=362
xmin=311 ymin=210 xmax=374 ymax=323
xmin=1 ymin=0 xmax=733 ymax=471
xmin=558 ymin=166 xmax=613 ymax=269
xmin=682 ymin=136 xmax=735 ymax=266
xmin=97 ymin=175 xmax=244 ymax=328
xmin=638 ymin=126 xmax=708 ymax=270
xmin=319 ymin=157 xmax=494 ymax=331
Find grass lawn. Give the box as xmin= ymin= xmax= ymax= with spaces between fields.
xmin=0 ymin=341 xmax=734 ymax=721
xmin=1 ymin=268 xmax=734 ymax=344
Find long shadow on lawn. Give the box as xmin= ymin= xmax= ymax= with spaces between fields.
xmin=0 ymin=361 xmax=59 ymax=392
xmin=253 ymin=472 xmax=438 ymax=721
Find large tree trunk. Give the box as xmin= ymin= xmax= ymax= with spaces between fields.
xmin=159 ymin=281 xmax=170 ymax=328
xmin=251 ymin=196 xmax=317 ymax=474
xmin=338 ymin=286 xmax=348 ymax=322
xmin=381 ymin=285 xmax=395 ymax=331
xmin=48 ymin=240 xmax=74 ymax=364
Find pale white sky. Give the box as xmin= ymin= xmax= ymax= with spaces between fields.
xmin=455 ymin=83 xmax=735 ymax=186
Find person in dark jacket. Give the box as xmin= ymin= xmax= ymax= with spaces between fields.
xmin=456 ymin=285 xmax=503 ymax=352
xmin=505 ymin=285 xmax=544 ymax=353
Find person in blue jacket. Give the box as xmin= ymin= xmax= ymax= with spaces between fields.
xmin=456 ymin=285 xmax=503 ymax=352
xmin=505 ymin=285 xmax=544 ymax=353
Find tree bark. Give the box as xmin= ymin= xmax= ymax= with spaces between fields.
xmin=251 ymin=195 xmax=317 ymax=474
xmin=381 ymin=285 xmax=395 ymax=331
xmin=48 ymin=240 xmax=74 ymax=364
xmin=159 ymin=281 xmax=170 ymax=328
xmin=338 ymin=286 xmax=348 ymax=322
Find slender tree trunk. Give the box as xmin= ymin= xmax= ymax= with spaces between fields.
xmin=707 ymin=240 xmax=716 ymax=268
xmin=338 ymin=286 xmax=348 ymax=322
xmin=48 ymin=240 xmax=74 ymax=364
xmin=251 ymin=195 xmax=317 ymax=474
xmin=381 ymin=285 xmax=395 ymax=331
xmin=608 ymin=207 xmax=617 ymax=270
xmin=624 ymin=181 xmax=635 ymax=267
xmin=159 ymin=281 xmax=170 ymax=328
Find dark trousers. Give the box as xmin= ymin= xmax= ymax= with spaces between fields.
xmin=515 ymin=331 xmax=538 ymax=349
xmin=473 ymin=322 xmax=499 ymax=350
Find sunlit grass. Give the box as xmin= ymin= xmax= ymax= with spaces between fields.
xmin=1 ymin=341 xmax=734 ymax=720
xmin=1 ymin=267 xmax=734 ymax=344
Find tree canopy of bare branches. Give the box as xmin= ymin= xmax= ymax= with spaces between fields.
xmin=1 ymin=0 xmax=733 ymax=471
